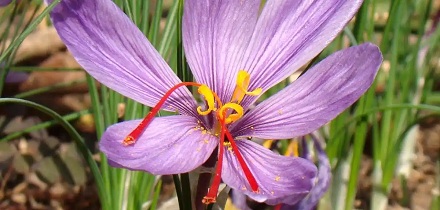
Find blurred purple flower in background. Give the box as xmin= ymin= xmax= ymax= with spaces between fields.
xmin=47 ymin=0 xmax=382 ymax=205
xmin=4 ymin=71 xmax=27 ymax=83
xmin=231 ymin=136 xmax=330 ymax=210
xmin=282 ymin=136 xmax=331 ymax=210
xmin=0 ymin=63 xmax=28 ymax=84
xmin=0 ymin=0 xmax=13 ymax=7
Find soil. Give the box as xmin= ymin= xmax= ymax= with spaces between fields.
xmin=354 ymin=119 xmax=440 ymax=210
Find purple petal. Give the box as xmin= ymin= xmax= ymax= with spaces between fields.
xmin=230 ymin=190 xmax=252 ymax=210
xmin=99 ymin=115 xmax=218 ymax=175
xmin=300 ymin=138 xmax=313 ymax=161
xmin=183 ymin=0 xmax=260 ymax=103
xmin=1 ymin=64 xmax=28 ymax=83
xmin=5 ymin=72 xmax=28 ymax=83
xmin=48 ymin=0 xmax=197 ymax=116
xmin=221 ymin=140 xmax=317 ymax=203
xmin=231 ymin=43 xmax=382 ymax=139
xmin=0 ymin=0 xmax=12 ymax=7
xmin=288 ymin=136 xmax=331 ymax=210
xmin=239 ymin=0 xmax=364 ymax=109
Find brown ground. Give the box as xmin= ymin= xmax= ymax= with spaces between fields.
xmin=354 ymin=119 xmax=439 ymax=210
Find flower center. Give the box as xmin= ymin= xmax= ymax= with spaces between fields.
xmin=121 ymin=70 xmax=262 ymax=204
xmin=196 ymin=70 xmax=262 ymax=126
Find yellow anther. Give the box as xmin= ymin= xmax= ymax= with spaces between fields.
xmin=197 ymin=85 xmax=216 ymax=115
xmin=285 ymin=140 xmax=299 ymax=157
xmin=232 ymin=70 xmax=262 ymax=103
xmin=263 ymin=140 xmax=273 ymax=149
xmin=223 ymin=141 xmax=233 ymax=150
xmin=218 ymin=103 xmax=244 ymax=124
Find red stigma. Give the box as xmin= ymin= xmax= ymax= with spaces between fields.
xmin=202 ymin=117 xmax=227 ymax=204
xmin=224 ymin=128 xmax=259 ymax=192
xmin=203 ymin=114 xmax=259 ymax=205
xmin=122 ymin=82 xmax=201 ymax=146
xmin=274 ymin=204 xmax=282 ymax=210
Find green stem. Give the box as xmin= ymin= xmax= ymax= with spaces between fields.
xmin=0 ymin=109 xmax=91 ymax=142
xmin=173 ymin=174 xmax=185 ymax=210
xmin=14 ymin=79 xmax=86 ymax=99
xmin=181 ymin=172 xmax=193 ymax=210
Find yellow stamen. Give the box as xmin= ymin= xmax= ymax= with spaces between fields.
xmin=263 ymin=140 xmax=273 ymax=149
xmin=285 ymin=140 xmax=299 ymax=157
xmin=223 ymin=141 xmax=233 ymax=150
xmin=218 ymin=103 xmax=244 ymax=124
xmin=231 ymin=70 xmax=262 ymax=103
xmin=197 ymin=85 xmax=216 ymax=115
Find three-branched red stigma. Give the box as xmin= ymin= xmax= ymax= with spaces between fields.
xmin=122 ymin=70 xmax=262 ymax=204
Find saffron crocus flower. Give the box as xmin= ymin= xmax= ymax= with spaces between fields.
xmin=281 ymin=136 xmax=331 ymax=210
xmin=0 ymin=0 xmax=12 ymax=7
xmin=1 ymin=63 xmax=28 ymax=84
xmin=232 ymin=136 xmax=330 ymax=210
xmin=47 ymin=0 xmax=382 ymax=205
xmin=4 ymin=71 xmax=28 ymax=83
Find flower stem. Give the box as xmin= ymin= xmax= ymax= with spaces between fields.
xmin=172 ymin=174 xmax=184 ymax=210
xmin=195 ymin=150 xmax=218 ymax=210
xmin=180 ymin=173 xmax=193 ymax=210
